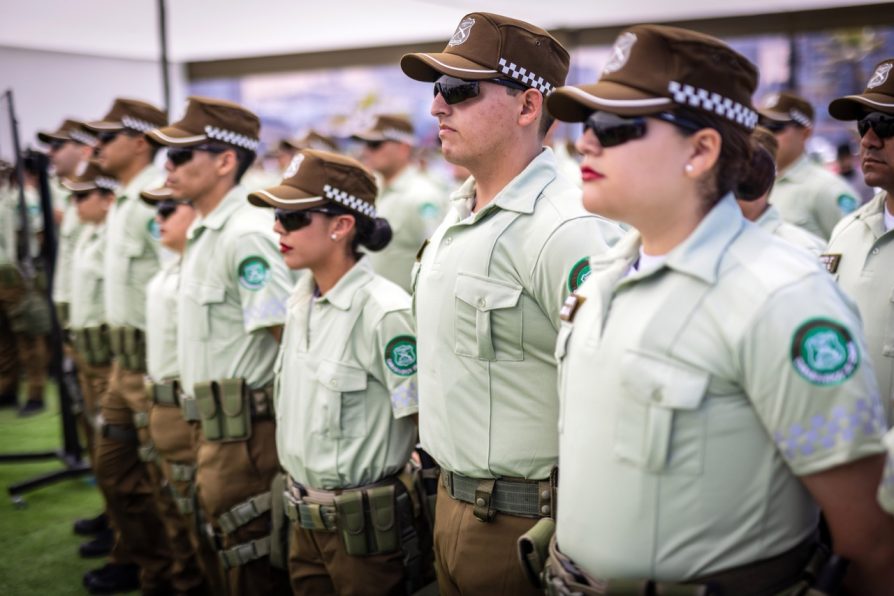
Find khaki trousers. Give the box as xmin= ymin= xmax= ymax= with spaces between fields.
xmin=287 ymin=522 xmax=407 ymax=596
xmin=150 ymin=403 xmax=223 ymax=595
xmin=95 ymin=361 xmax=203 ymax=593
xmin=195 ymin=418 xmax=291 ymax=595
xmin=0 ymin=282 xmax=46 ymax=402
xmin=433 ymin=480 xmax=542 ymax=596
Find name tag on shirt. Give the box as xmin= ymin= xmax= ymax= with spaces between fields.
xmin=819 ymin=253 xmax=841 ymax=274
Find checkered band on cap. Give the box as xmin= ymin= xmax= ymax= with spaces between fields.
xmin=668 ymin=81 xmax=758 ymax=129
xmin=498 ymin=57 xmax=554 ymax=95
xmin=204 ymin=125 xmax=260 ymax=151
xmin=95 ymin=176 xmax=119 ymax=191
xmin=789 ymin=109 xmax=812 ymax=127
xmin=69 ymin=129 xmax=97 ymax=146
xmin=323 ymin=183 xmax=376 ymax=218
xmin=121 ymin=115 xmax=157 ymax=133
xmin=379 ymin=128 xmax=416 ymax=144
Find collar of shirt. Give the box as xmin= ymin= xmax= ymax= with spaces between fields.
xmin=293 ymin=257 xmax=376 ymax=312
xmin=591 ymin=194 xmax=744 ymax=286
xmin=851 ymin=191 xmax=889 ymax=238
xmin=776 ymin=153 xmax=811 ymax=184
xmin=187 ymin=185 xmax=247 ymax=239
xmin=755 ymin=204 xmax=783 ymax=231
xmin=448 ymin=147 xmax=559 ymax=221
xmin=120 ymin=164 xmax=162 ymax=203
xmin=885 ymin=199 xmax=894 ymax=233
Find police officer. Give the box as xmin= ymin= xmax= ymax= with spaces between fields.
xmin=140 ymin=186 xmax=220 ymax=595
xmin=83 ymin=98 xmax=187 ymax=594
xmin=276 ymin=131 xmax=339 ymax=174
xmin=352 ymin=114 xmax=447 ymax=292
xmin=249 ymin=149 xmax=433 ymax=595
xmin=760 ymin=91 xmax=860 ymax=240
xmin=400 ymin=12 xmax=621 ymax=595
xmin=827 ymin=58 xmax=894 ymax=423
xmin=545 ymin=24 xmax=894 ymax=593
xmin=736 ymin=126 xmax=826 ymax=255
xmin=145 ymin=96 xmax=292 ymax=595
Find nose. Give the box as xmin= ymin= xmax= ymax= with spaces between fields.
xmin=431 ymin=90 xmax=450 ymax=118
xmin=272 ymin=217 xmax=285 ymax=236
xmin=861 ymin=126 xmax=883 ymax=150
xmin=575 ymin=127 xmax=602 ymax=156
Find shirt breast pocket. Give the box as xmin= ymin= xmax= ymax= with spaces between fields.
xmin=453 ymin=272 xmax=523 ymax=361
xmin=110 ymin=237 xmax=145 ymax=278
xmin=183 ymin=282 xmax=226 ymax=339
xmin=314 ymin=360 xmax=369 ymax=439
xmin=614 ymin=350 xmax=709 ymax=475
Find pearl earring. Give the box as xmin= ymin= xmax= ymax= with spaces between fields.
xmin=330 ymin=234 xmax=338 ymax=241
xmin=685 ymin=164 xmax=694 ymax=173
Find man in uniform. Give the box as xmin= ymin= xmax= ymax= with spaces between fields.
xmin=146 ymin=96 xmax=292 ymax=595
xmin=827 ymin=58 xmax=894 ymax=423
xmin=276 ymin=130 xmax=339 ymax=174
xmin=400 ymin=12 xmax=621 ymax=595
xmin=760 ymin=91 xmax=860 ymax=240
xmin=353 ymin=114 xmax=446 ymax=292
xmin=83 ymin=97 xmax=199 ymax=595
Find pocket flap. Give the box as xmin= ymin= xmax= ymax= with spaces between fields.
xmin=184 ymin=281 xmax=227 ymax=305
xmin=316 ymin=360 xmax=368 ymax=392
xmin=121 ymin=237 xmax=145 ymax=258
xmin=454 ymin=273 xmax=522 ymax=311
xmin=621 ymin=351 xmax=709 ymax=410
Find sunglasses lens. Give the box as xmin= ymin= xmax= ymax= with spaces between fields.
xmin=275 ymin=209 xmax=312 ymax=232
xmin=859 ymin=114 xmax=894 ymax=139
xmin=74 ymin=192 xmax=90 ymax=202
xmin=167 ymin=148 xmax=194 ymax=166
xmin=98 ymin=131 xmax=118 ymax=144
xmin=584 ymin=113 xmax=647 ymax=148
xmin=365 ymin=141 xmax=383 ymax=151
xmin=434 ymin=77 xmax=479 ymax=105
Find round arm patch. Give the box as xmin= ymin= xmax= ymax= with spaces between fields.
xmin=385 ymin=335 xmax=417 ymax=377
xmin=238 ymin=255 xmax=271 ymax=291
xmin=790 ymin=318 xmax=860 ymax=386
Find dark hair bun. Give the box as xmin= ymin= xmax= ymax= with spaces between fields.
xmin=735 ymin=138 xmax=776 ymax=202
xmin=359 ymin=217 xmax=392 ymax=252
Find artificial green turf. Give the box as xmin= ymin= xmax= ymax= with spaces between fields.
xmin=0 ymin=383 xmax=107 ymax=595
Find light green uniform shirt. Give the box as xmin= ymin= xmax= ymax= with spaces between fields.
xmin=104 ymin=165 xmax=164 ymax=330
xmin=414 ymin=148 xmax=622 ymax=479
xmin=0 ymin=185 xmax=16 ymax=266
xmin=755 ymin=204 xmax=826 ymax=256
xmin=367 ymin=165 xmax=447 ymax=293
xmin=826 ymin=191 xmax=894 ymax=421
xmin=178 ymin=186 xmax=291 ymax=397
xmin=555 ymin=195 xmax=886 ymax=581
xmin=53 ymin=194 xmax=84 ymax=304
xmin=146 ymin=259 xmax=181 ymax=382
xmin=17 ymin=187 xmax=43 ymax=259
xmin=275 ymin=259 xmax=418 ymax=489
xmin=70 ymin=223 xmax=107 ymax=330
xmin=880 ymin=429 xmax=894 ymax=514
xmin=769 ymin=154 xmax=860 ymax=240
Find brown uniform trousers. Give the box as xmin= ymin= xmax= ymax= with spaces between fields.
xmin=0 ymin=277 xmax=47 ymax=403
xmin=149 ymin=400 xmax=223 ymax=595
xmin=433 ymin=481 xmax=542 ymax=596
xmin=95 ymin=360 xmax=205 ymax=594
xmin=195 ymin=417 xmax=291 ymax=595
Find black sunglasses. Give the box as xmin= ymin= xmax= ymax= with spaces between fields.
xmin=582 ymin=111 xmax=704 ymax=148
xmin=759 ymin=119 xmax=794 ymax=134
xmin=274 ymin=207 xmax=338 ymax=232
xmin=433 ymin=75 xmax=529 ymax=105
xmin=47 ymin=140 xmax=66 ymax=152
xmin=364 ymin=140 xmax=385 ymax=151
xmin=156 ymin=199 xmax=192 ymax=220
xmin=73 ymin=191 xmax=92 ymax=202
xmin=167 ymin=144 xmax=230 ymax=167
xmin=96 ymin=131 xmax=120 ymax=145
xmin=858 ymin=112 xmax=894 ymax=140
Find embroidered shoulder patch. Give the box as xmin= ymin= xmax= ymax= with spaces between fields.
xmin=836 ymin=194 xmax=858 ymax=214
xmin=790 ymin=318 xmax=859 ymax=386
xmin=819 ymin=253 xmax=841 ymax=274
xmin=385 ymin=335 xmax=417 ymax=377
xmin=567 ymin=257 xmax=592 ymax=293
xmin=238 ymin=255 xmax=271 ymax=291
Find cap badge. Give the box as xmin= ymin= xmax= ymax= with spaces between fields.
xmin=762 ymin=93 xmax=780 ymax=109
xmin=284 ymin=154 xmax=304 ymax=179
xmin=448 ymin=17 xmax=475 ymax=47
xmin=868 ymin=63 xmax=892 ymax=89
xmin=602 ymin=32 xmax=637 ymax=75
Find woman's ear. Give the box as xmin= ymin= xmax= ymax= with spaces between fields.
xmin=684 ymin=128 xmax=722 ymax=179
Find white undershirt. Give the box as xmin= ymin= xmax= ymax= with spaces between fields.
xmin=626 ymin=247 xmax=668 ymax=277
xmin=884 ymin=203 xmax=894 ymax=232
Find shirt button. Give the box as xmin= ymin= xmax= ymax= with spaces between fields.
xmin=331 ymin=380 xmax=339 ymax=388
xmin=540 ymin=504 xmax=551 ymax=516
xmin=651 ymin=389 xmax=663 ymax=403
xmin=478 ymin=298 xmax=487 ymax=308
xmin=872 ymin=247 xmax=880 ymax=255
xmin=444 ymin=236 xmax=453 ymax=245
xmin=475 ymin=497 xmax=486 ymax=507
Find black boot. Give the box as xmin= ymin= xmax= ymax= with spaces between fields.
xmin=0 ymin=391 xmax=17 ymax=409
xmin=17 ymin=399 xmax=45 ymax=417
xmin=79 ymin=527 xmax=114 ymax=558
xmin=73 ymin=512 xmax=109 ymax=536
xmin=83 ymin=563 xmax=140 ymax=594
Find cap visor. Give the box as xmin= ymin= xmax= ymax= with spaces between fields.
xmin=350 ymin=132 xmax=387 ymax=143
xmin=756 ymin=109 xmax=792 ymax=123
xmin=83 ymin=120 xmax=124 ymax=132
xmin=37 ymin=131 xmax=68 ymax=143
xmin=248 ymin=186 xmax=327 ymax=210
xmin=145 ymin=125 xmax=208 ymax=147
xmin=400 ymin=52 xmax=499 ymax=82
xmin=139 ymin=187 xmax=174 ymax=206
xmin=829 ymin=93 xmax=894 ymax=120
xmin=547 ymin=82 xmax=673 ymax=122
xmin=62 ymin=180 xmax=97 ymax=192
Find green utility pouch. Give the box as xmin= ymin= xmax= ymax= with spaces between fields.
xmin=194 ymin=381 xmax=222 ymax=441
xmin=81 ymin=326 xmax=111 ymax=366
xmin=518 ymin=517 xmax=556 ymax=588
xmin=122 ymin=327 xmax=145 ymax=371
xmin=150 ymin=381 xmax=179 ymax=406
xmin=367 ymin=485 xmax=399 ymax=554
xmin=335 ymin=490 xmax=368 ymax=556
xmin=55 ymin=302 xmax=70 ymax=332
xmin=269 ymin=473 xmax=289 ymax=570
xmin=219 ymin=378 xmax=251 ymax=441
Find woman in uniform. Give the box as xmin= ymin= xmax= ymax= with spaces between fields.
xmin=543 ymin=24 xmax=894 ymax=594
xmin=248 ymin=149 xmax=431 ymax=596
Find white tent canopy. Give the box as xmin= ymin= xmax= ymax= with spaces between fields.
xmin=0 ymin=0 xmax=883 ymax=63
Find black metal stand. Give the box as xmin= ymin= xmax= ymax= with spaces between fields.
xmin=0 ymin=90 xmax=91 ymax=503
